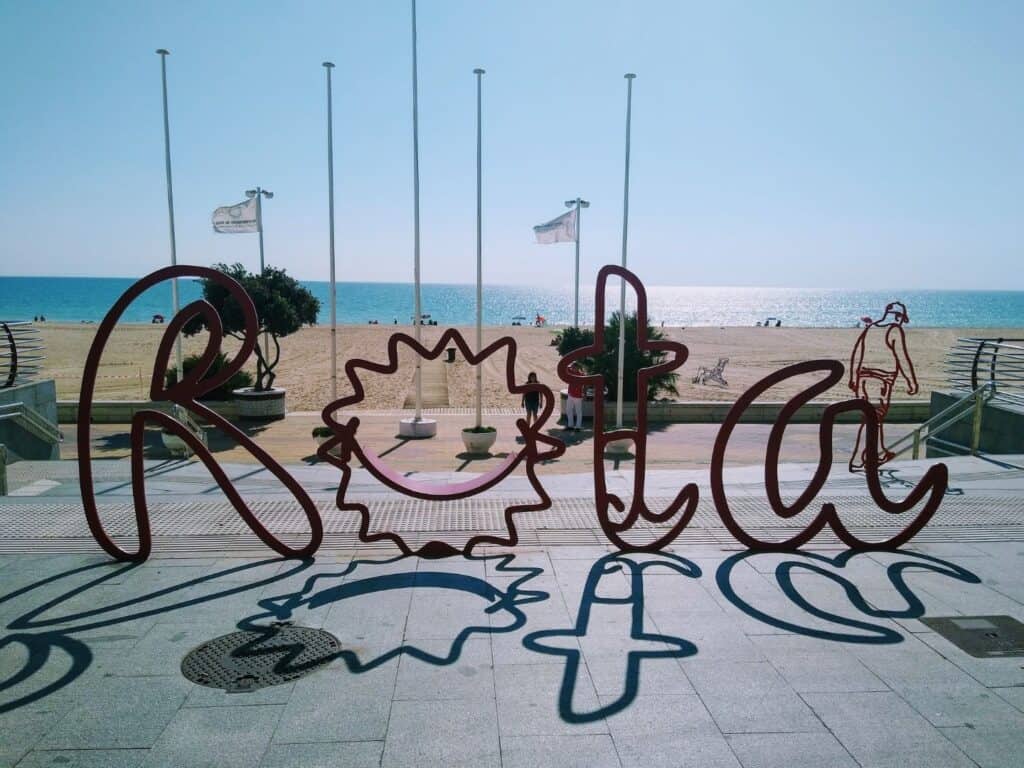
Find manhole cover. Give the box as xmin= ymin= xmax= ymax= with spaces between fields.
xmin=920 ymin=615 xmax=1024 ymax=658
xmin=181 ymin=624 xmax=342 ymax=692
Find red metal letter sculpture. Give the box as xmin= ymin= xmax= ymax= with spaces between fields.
xmin=317 ymin=329 xmax=565 ymax=558
xmin=558 ymin=265 xmax=700 ymax=551
xmin=848 ymin=302 xmax=919 ymax=472
xmin=710 ymin=359 xmax=946 ymax=550
xmin=77 ymin=266 xmax=324 ymax=562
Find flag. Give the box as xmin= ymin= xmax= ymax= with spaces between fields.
xmin=533 ymin=207 xmax=577 ymax=244
xmin=212 ymin=198 xmax=259 ymax=233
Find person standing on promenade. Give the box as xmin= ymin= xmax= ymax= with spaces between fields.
xmin=565 ymin=363 xmax=585 ymax=431
xmin=522 ymin=371 xmax=541 ymax=427
xmin=848 ymin=301 xmax=919 ymax=471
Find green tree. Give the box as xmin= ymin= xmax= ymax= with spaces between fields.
xmin=182 ymin=263 xmax=320 ymax=392
xmin=587 ymin=311 xmax=678 ymax=401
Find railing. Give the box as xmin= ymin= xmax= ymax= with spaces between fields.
xmin=888 ymin=382 xmax=994 ymax=461
xmin=944 ymin=337 xmax=1024 ymax=408
xmin=0 ymin=320 xmax=45 ymax=389
xmin=0 ymin=401 xmax=63 ymax=447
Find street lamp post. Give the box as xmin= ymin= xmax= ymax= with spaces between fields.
xmin=563 ymin=198 xmax=589 ymax=328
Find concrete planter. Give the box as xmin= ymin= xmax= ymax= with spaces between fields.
xmin=161 ymin=431 xmax=190 ymax=457
xmin=314 ymin=434 xmax=340 ymax=457
xmin=461 ymin=428 xmax=497 ymax=455
xmin=233 ymin=387 xmax=286 ymax=421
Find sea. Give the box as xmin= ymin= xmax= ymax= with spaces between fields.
xmin=2 ymin=276 xmax=1024 ymax=329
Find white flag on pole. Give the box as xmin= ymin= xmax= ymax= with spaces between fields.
xmin=212 ymin=198 xmax=259 ymax=233
xmin=533 ymin=207 xmax=577 ymax=244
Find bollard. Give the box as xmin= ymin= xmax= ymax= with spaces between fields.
xmin=0 ymin=444 xmax=7 ymax=496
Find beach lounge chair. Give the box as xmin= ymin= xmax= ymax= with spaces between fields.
xmin=692 ymin=357 xmax=729 ymax=386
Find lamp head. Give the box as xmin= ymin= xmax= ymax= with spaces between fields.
xmin=322 ymin=61 xmax=335 ymax=68
xmin=473 ymin=68 xmax=485 ymax=75
xmin=155 ymin=49 xmax=170 ymax=56
xmin=245 ymin=189 xmax=257 ymax=199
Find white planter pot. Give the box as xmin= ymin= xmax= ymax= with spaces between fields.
xmin=461 ymin=429 xmax=497 ymax=455
xmin=233 ymin=387 xmax=286 ymax=421
xmin=161 ymin=431 xmax=190 ymax=457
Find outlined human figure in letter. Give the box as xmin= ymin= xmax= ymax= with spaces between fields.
xmin=848 ymin=301 xmax=918 ymax=472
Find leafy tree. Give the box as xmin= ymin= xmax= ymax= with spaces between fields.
xmin=555 ymin=326 xmax=595 ymax=358
xmin=165 ymin=352 xmax=254 ymax=401
xmin=182 ymin=263 xmax=320 ymax=391
xmin=586 ymin=311 xmax=678 ymax=401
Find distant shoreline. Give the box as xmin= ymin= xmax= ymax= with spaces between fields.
xmin=6 ymin=276 xmax=1024 ymax=328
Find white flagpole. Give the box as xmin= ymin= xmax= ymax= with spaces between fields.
xmin=563 ymin=197 xmax=589 ymax=328
xmin=617 ymin=73 xmax=636 ymax=430
xmin=474 ymin=68 xmax=485 ymax=429
xmin=323 ymin=61 xmax=337 ymax=402
xmin=255 ymin=187 xmax=269 ymax=368
xmin=411 ymin=0 xmax=423 ymax=421
xmin=156 ymin=49 xmax=182 ymax=387
xmin=397 ymin=0 xmax=436 ymax=438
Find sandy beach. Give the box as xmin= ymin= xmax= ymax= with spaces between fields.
xmin=34 ymin=322 xmax=1022 ymax=411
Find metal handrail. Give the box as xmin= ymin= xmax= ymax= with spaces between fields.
xmin=944 ymin=337 xmax=1024 ymax=409
xmin=0 ymin=401 xmax=62 ymax=446
xmin=0 ymin=320 xmax=45 ymax=389
xmin=888 ymin=382 xmax=994 ymax=461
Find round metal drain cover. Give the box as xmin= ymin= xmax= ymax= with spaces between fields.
xmin=181 ymin=624 xmax=341 ymax=693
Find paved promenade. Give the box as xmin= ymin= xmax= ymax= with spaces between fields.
xmin=1 ymin=455 xmax=1023 ymax=767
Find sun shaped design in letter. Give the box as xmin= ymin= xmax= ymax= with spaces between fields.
xmin=317 ymin=329 xmax=565 ymax=558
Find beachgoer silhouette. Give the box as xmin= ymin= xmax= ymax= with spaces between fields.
xmin=848 ymin=301 xmax=918 ymax=472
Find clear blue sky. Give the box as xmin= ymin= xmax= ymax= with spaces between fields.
xmin=1 ymin=1 xmax=1021 ymax=288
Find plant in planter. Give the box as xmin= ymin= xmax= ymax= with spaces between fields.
xmin=181 ymin=263 xmax=320 ymax=419
xmin=159 ymin=426 xmax=190 ymax=457
xmin=312 ymin=426 xmax=339 ymax=457
xmin=584 ymin=311 xmax=679 ymax=401
xmin=164 ymin=352 xmax=254 ymax=401
xmin=461 ymin=424 xmax=497 ymax=455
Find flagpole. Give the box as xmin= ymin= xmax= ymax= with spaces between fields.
xmin=156 ymin=49 xmax=182 ymax=387
xmin=474 ymin=68 xmax=485 ymax=429
xmin=254 ymin=186 xmax=269 ymax=368
xmin=563 ymin=197 xmax=589 ymax=328
xmin=412 ymin=0 xmax=423 ymax=421
xmin=574 ymin=198 xmax=581 ymax=328
xmin=399 ymin=0 xmax=436 ymax=438
xmin=323 ymin=61 xmax=337 ymax=402
xmin=617 ymin=73 xmax=636 ymax=430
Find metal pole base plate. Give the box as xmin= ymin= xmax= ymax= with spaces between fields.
xmin=398 ymin=417 xmax=438 ymax=439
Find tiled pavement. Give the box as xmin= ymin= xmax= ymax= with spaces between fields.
xmin=2 ymin=457 xmax=1024 ymax=766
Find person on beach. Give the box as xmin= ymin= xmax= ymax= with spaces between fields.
xmin=522 ymin=371 xmax=541 ymax=427
xmin=565 ymin=363 xmax=585 ymax=431
xmin=848 ymin=301 xmax=919 ymax=472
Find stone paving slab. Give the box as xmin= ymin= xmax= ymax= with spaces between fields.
xmin=1 ymin=539 xmax=1023 ymax=767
